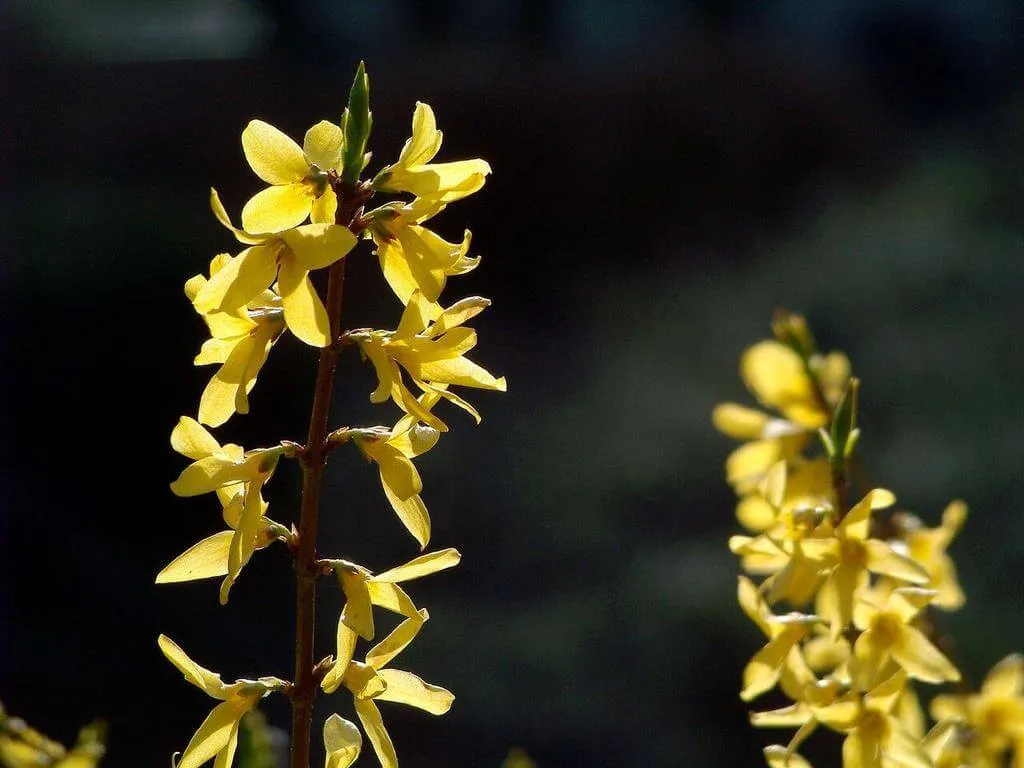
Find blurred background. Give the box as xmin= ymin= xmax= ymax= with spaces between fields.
xmin=3 ymin=1 xmax=1024 ymax=766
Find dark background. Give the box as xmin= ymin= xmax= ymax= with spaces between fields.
xmin=4 ymin=1 xmax=1024 ymax=766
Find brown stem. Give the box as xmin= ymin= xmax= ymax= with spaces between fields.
xmin=290 ymin=183 xmax=365 ymax=768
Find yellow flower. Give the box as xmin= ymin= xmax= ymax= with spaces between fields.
xmin=192 ymin=189 xmax=357 ymax=347
xmin=167 ymin=417 xmax=288 ymax=601
xmin=320 ymin=612 xmax=454 ymax=768
xmin=185 ymin=254 xmax=286 ymax=427
xmin=354 ymin=291 xmax=506 ymax=431
xmin=931 ymin=654 xmax=1024 ymax=757
xmin=713 ymin=340 xmax=849 ymax=496
xmin=156 ymin=472 xmax=283 ymax=604
xmin=323 ymin=548 xmax=461 ymax=658
xmin=349 ymin=400 xmax=442 ymax=547
xmin=240 ymin=119 xmax=344 ymax=232
xmin=893 ymin=501 xmax=967 ymax=611
xmin=158 ymin=635 xmax=285 ymax=768
xmin=851 ymin=587 xmax=960 ymax=686
xmin=373 ymin=102 xmax=490 ymax=202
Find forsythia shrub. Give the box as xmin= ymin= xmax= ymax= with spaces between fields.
xmin=157 ymin=63 xmax=504 ymax=768
xmin=716 ymin=311 xmax=1024 ymax=768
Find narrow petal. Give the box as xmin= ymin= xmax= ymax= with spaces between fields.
xmin=393 ymin=160 xmax=490 ymax=200
xmin=339 ymin=568 xmax=375 ymax=641
xmin=983 ymin=653 xmax=1024 ymax=697
xmin=865 ymin=540 xmax=929 ymax=584
xmin=383 ymin=485 xmax=431 ymax=549
xmin=373 ymin=549 xmax=461 ymax=583
xmin=241 ymin=184 xmax=311 ymax=233
xmin=281 ymin=224 xmax=357 ymax=271
xmin=430 ymin=296 xmax=490 ymax=336
xmin=157 ymin=635 xmax=228 ymax=698
xmin=353 ymin=699 xmax=398 ymax=768
xmin=198 ymin=336 xmax=257 ymax=428
xmin=366 ymin=612 xmax=428 ymax=671
xmin=378 ymin=450 xmax=422 ymax=502
xmin=764 ymin=746 xmax=813 ymax=768
xmin=242 ymin=120 xmax=308 ymax=185
xmin=212 ymin=722 xmax=240 ymax=768
xmin=311 ymin=186 xmax=338 ymax=224
xmin=414 ymin=357 xmax=506 ymax=391
xmin=323 ymin=714 xmax=361 ymax=768
xmin=367 ymin=582 xmax=419 ymax=618
xmin=278 ymin=260 xmax=330 ymax=347
xmin=893 ymin=626 xmax=961 ymax=683
xmin=322 ymin=619 xmax=359 ymax=695
xmin=171 ymin=456 xmax=248 ymax=497
xmin=397 ymin=102 xmax=442 ymax=168
xmin=178 ymin=700 xmax=248 ymax=768
xmin=156 ymin=531 xmax=233 ymax=583
xmin=376 ymin=669 xmax=454 ymax=715
xmin=171 ymin=416 xmax=221 ymax=460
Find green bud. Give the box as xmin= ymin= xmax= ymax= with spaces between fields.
xmin=829 ymin=378 xmax=859 ymax=468
xmin=341 ymin=61 xmax=372 ymax=183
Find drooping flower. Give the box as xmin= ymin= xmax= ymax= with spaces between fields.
xmin=192 ymin=189 xmax=356 ymax=347
xmin=158 ymin=635 xmax=286 ymax=768
xmin=893 ymin=500 xmax=967 ymax=611
xmin=239 ymin=119 xmax=344 ymax=232
xmin=353 ymin=291 xmax=506 ymax=431
xmin=320 ymin=612 xmax=454 ymax=768
xmin=185 ymin=254 xmax=286 ymax=427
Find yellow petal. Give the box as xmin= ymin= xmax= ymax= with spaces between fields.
xmin=383 ymin=484 xmax=431 ymax=549
xmin=398 ymin=102 xmax=442 ymax=167
xmin=339 ymin=568 xmax=375 ymax=641
xmin=242 ymin=120 xmax=308 ymax=185
xmin=311 ymin=186 xmax=338 ymax=224
xmin=209 ymin=188 xmax=263 ymax=245
xmin=367 ymin=582 xmax=419 ymax=618
xmin=392 ymin=160 xmax=490 ymax=200
xmin=353 ymin=699 xmax=397 ymax=768
xmin=278 ymin=260 xmax=330 ymax=347
xmin=430 ymin=296 xmax=490 ymax=336
xmin=864 ymin=540 xmax=929 ymax=584
xmin=171 ymin=456 xmax=249 ymax=497
xmin=893 ymin=626 xmax=960 ymax=683
xmin=741 ymin=341 xmax=822 ymax=426
xmin=281 ymin=224 xmax=357 ymax=271
xmin=378 ymin=450 xmax=422 ymax=502
xmin=751 ymin=704 xmax=812 ymax=728
xmin=241 ymin=183 xmax=312 ymax=233
xmin=377 ymin=238 xmax=421 ymax=306
xmin=194 ymin=245 xmax=279 ymax=316
xmin=158 ymin=635 xmax=228 ymax=698
xmin=322 ymin=619 xmax=358 ymax=694
xmin=156 ymin=531 xmax=233 ymax=583
xmin=171 ymin=416 xmax=221 ymax=460
xmin=221 ymin=490 xmax=264 ymax=604
xmin=323 ymin=714 xmax=361 ymax=768
xmin=304 ymin=120 xmax=344 ymax=171
xmin=983 ymin=653 xmax=1024 ymax=697
xmin=373 ymin=549 xmax=460 ymax=583
xmin=388 ymin=423 xmax=440 ymax=459
xmin=736 ymin=496 xmax=776 ymax=532
xmin=366 ymin=611 xmax=428 ymax=671
xmin=414 ymin=357 xmax=506 ymax=391
xmin=212 ymin=722 xmax=240 ymax=768
xmin=841 ymin=729 xmax=879 ymax=768
xmin=177 ymin=700 xmax=248 ymax=768
xmin=198 ymin=336 xmax=258 ymax=428
xmin=764 ymin=745 xmax=812 ymax=768
xmin=712 ymin=403 xmax=772 ymax=439
xmin=375 ymin=669 xmax=454 ymax=715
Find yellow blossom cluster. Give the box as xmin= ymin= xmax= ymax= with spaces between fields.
xmin=716 ymin=311 xmax=1024 ymax=768
xmin=158 ymin=64 xmax=504 ymax=768
xmin=0 ymin=703 xmax=104 ymax=768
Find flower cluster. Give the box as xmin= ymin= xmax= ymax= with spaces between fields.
xmin=717 ymin=311 xmax=1024 ymax=768
xmin=0 ymin=702 xmax=104 ymax=768
xmin=158 ymin=64 xmax=503 ymax=768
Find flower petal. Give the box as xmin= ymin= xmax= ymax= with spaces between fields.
xmin=242 ymin=120 xmax=308 ymax=185
xmin=241 ymin=183 xmax=312 ymax=234
xmin=171 ymin=416 xmax=222 ymax=460
xmin=383 ymin=485 xmax=431 ymax=549
xmin=321 ymin=619 xmax=358 ymax=695
xmin=366 ymin=612 xmax=428 ymax=671
xmin=177 ymin=700 xmax=249 ymax=768
xmin=194 ymin=245 xmax=279 ymax=316
xmin=323 ymin=714 xmax=361 ymax=768
xmin=281 ymin=224 xmax=357 ymax=271
xmin=158 ymin=635 xmax=228 ymax=698
xmin=375 ymin=669 xmax=454 ymax=715
xmin=372 ymin=549 xmax=460 ymax=583
xmin=893 ymin=626 xmax=961 ymax=684
xmin=156 ymin=531 xmax=233 ymax=583
xmin=278 ymin=260 xmax=330 ymax=347
xmin=353 ymin=699 xmax=398 ymax=768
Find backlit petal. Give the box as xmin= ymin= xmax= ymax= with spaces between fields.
xmin=373 ymin=549 xmax=460 ymax=583
xmin=323 ymin=714 xmax=361 ymax=768
xmin=375 ymin=669 xmax=454 ymax=715
xmin=278 ymin=260 xmax=330 ymax=347
xmin=303 ymin=120 xmax=344 ymax=171
xmin=158 ymin=635 xmax=228 ymax=698
xmin=156 ymin=531 xmax=233 ymax=583
xmin=353 ymin=699 xmax=397 ymax=768
xmin=242 ymin=120 xmax=308 ymax=185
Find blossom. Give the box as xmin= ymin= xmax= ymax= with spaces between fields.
xmin=185 ymin=254 xmax=286 ymax=427
xmin=893 ymin=500 xmax=966 ymax=611
xmin=373 ymin=102 xmax=490 ymax=202
xmin=348 ymin=398 xmax=442 ymax=546
xmin=193 ymin=189 xmax=356 ymax=347
xmin=353 ymin=291 xmax=506 ymax=431
xmin=158 ymin=635 xmax=286 ymax=768
xmin=323 ymin=548 xmax=461 ymax=654
xmin=167 ymin=417 xmax=288 ymax=601
xmin=365 ymin=196 xmax=480 ymax=310
xmin=239 ymin=119 xmax=344 ymax=232
xmin=320 ymin=611 xmax=453 ymax=768
xmin=931 ymin=654 xmax=1024 ymax=760
xmin=851 ymin=587 xmax=960 ymax=686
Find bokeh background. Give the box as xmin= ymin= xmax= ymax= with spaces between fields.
xmin=4 ymin=1 xmax=1024 ymax=766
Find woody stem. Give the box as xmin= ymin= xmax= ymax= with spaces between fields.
xmin=290 ymin=183 xmax=361 ymax=768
